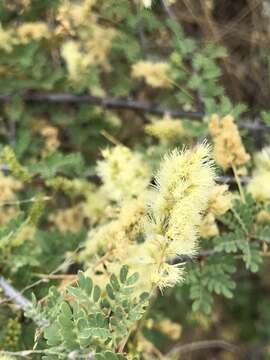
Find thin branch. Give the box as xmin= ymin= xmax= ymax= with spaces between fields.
xmin=168 ymin=250 xmax=218 ymax=264
xmin=216 ymin=175 xmax=250 ymax=185
xmin=0 ymin=92 xmax=269 ymax=132
xmin=0 ymin=92 xmax=203 ymax=120
xmin=166 ymin=339 xmax=239 ymax=357
xmin=0 ymin=276 xmax=31 ymax=309
xmin=161 ymin=0 xmax=178 ymax=22
xmin=0 ymin=349 xmax=95 ymax=359
xmin=0 ymin=276 xmax=49 ymax=327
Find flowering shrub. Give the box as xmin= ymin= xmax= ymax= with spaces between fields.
xmin=1 ymin=1 xmax=270 ymax=359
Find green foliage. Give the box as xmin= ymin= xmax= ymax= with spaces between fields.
xmin=178 ymin=193 xmax=270 ymax=315
xmin=31 ymin=267 xmax=150 ymax=358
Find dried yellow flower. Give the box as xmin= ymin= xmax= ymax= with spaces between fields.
xmin=209 ymin=114 xmax=250 ymax=170
xmin=132 ymin=61 xmax=171 ymax=88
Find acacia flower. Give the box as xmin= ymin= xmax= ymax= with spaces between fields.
xmin=209 ymin=114 xmax=250 ymax=170
xmin=132 ymin=61 xmax=171 ymax=88
xmin=248 ymin=147 xmax=270 ymax=202
xmin=97 ymin=145 xmax=150 ymax=202
xmin=140 ymin=143 xmax=215 ymax=289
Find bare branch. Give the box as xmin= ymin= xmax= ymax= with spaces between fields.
xmin=166 ymin=339 xmax=239 ymax=357
xmin=217 ymin=175 xmax=250 ymax=185
xmin=0 ymin=276 xmax=31 ymax=309
xmin=0 ymin=276 xmax=49 ymax=327
xmin=0 ymin=92 xmax=203 ymax=120
xmin=0 ymin=92 xmax=269 ymax=132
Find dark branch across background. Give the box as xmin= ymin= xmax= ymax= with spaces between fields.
xmin=0 ymin=92 xmax=269 ymax=132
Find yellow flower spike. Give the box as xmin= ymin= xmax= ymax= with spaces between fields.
xmin=143 ymin=143 xmax=215 ymax=290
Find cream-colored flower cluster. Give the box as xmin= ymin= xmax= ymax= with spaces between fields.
xmin=50 ymin=204 xmax=84 ymax=234
xmin=31 ymin=119 xmax=60 ymax=156
xmin=97 ymin=145 xmax=150 ymax=202
xmin=209 ymin=114 xmax=250 ymax=170
xmin=17 ymin=22 xmax=50 ymax=44
xmin=248 ymin=147 xmax=270 ymax=202
xmin=83 ymin=185 xmax=113 ymax=225
xmin=82 ymin=196 xmax=146 ymax=261
xmin=40 ymin=126 xmax=60 ymax=156
xmin=0 ymin=22 xmax=50 ymax=52
xmin=200 ymin=184 xmax=232 ymax=237
xmin=0 ymin=0 xmax=116 ymax=83
xmin=58 ymin=0 xmax=116 ymax=81
xmin=0 ymin=174 xmax=22 ymax=203
xmin=0 ymin=173 xmax=22 ymax=226
xmin=145 ymin=114 xmax=193 ymax=144
xmin=132 ymin=61 xmax=171 ymax=88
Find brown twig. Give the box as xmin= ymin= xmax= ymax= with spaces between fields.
xmin=166 ymin=339 xmax=239 ymax=357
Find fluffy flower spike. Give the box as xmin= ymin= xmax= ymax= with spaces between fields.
xmin=142 ymin=143 xmax=215 ymax=289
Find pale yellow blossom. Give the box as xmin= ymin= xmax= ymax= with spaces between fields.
xmin=248 ymin=172 xmax=270 ymax=202
xmin=209 ymin=114 xmax=250 ymax=170
xmin=248 ymin=147 xmax=270 ymax=202
xmin=97 ymin=145 xmax=150 ymax=202
xmin=209 ymin=184 xmax=232 ymax=216
xmin=17 ymin=22 xmax=50 ymax=43
xmin=200 ymin=212 xmax=219 ymax=238
xmin=0 ymin=25 xmax=14 ymax=52
xmin=145 ymin=114 xmax=192 ymax=144
xmin=50 ymin=204 xmax=84 ymax=233
xmin=132 ymin=61 xmax=171 ymax=88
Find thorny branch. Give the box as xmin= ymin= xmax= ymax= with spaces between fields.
xmin=0 ymin=92 xmax=269 ymax=132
